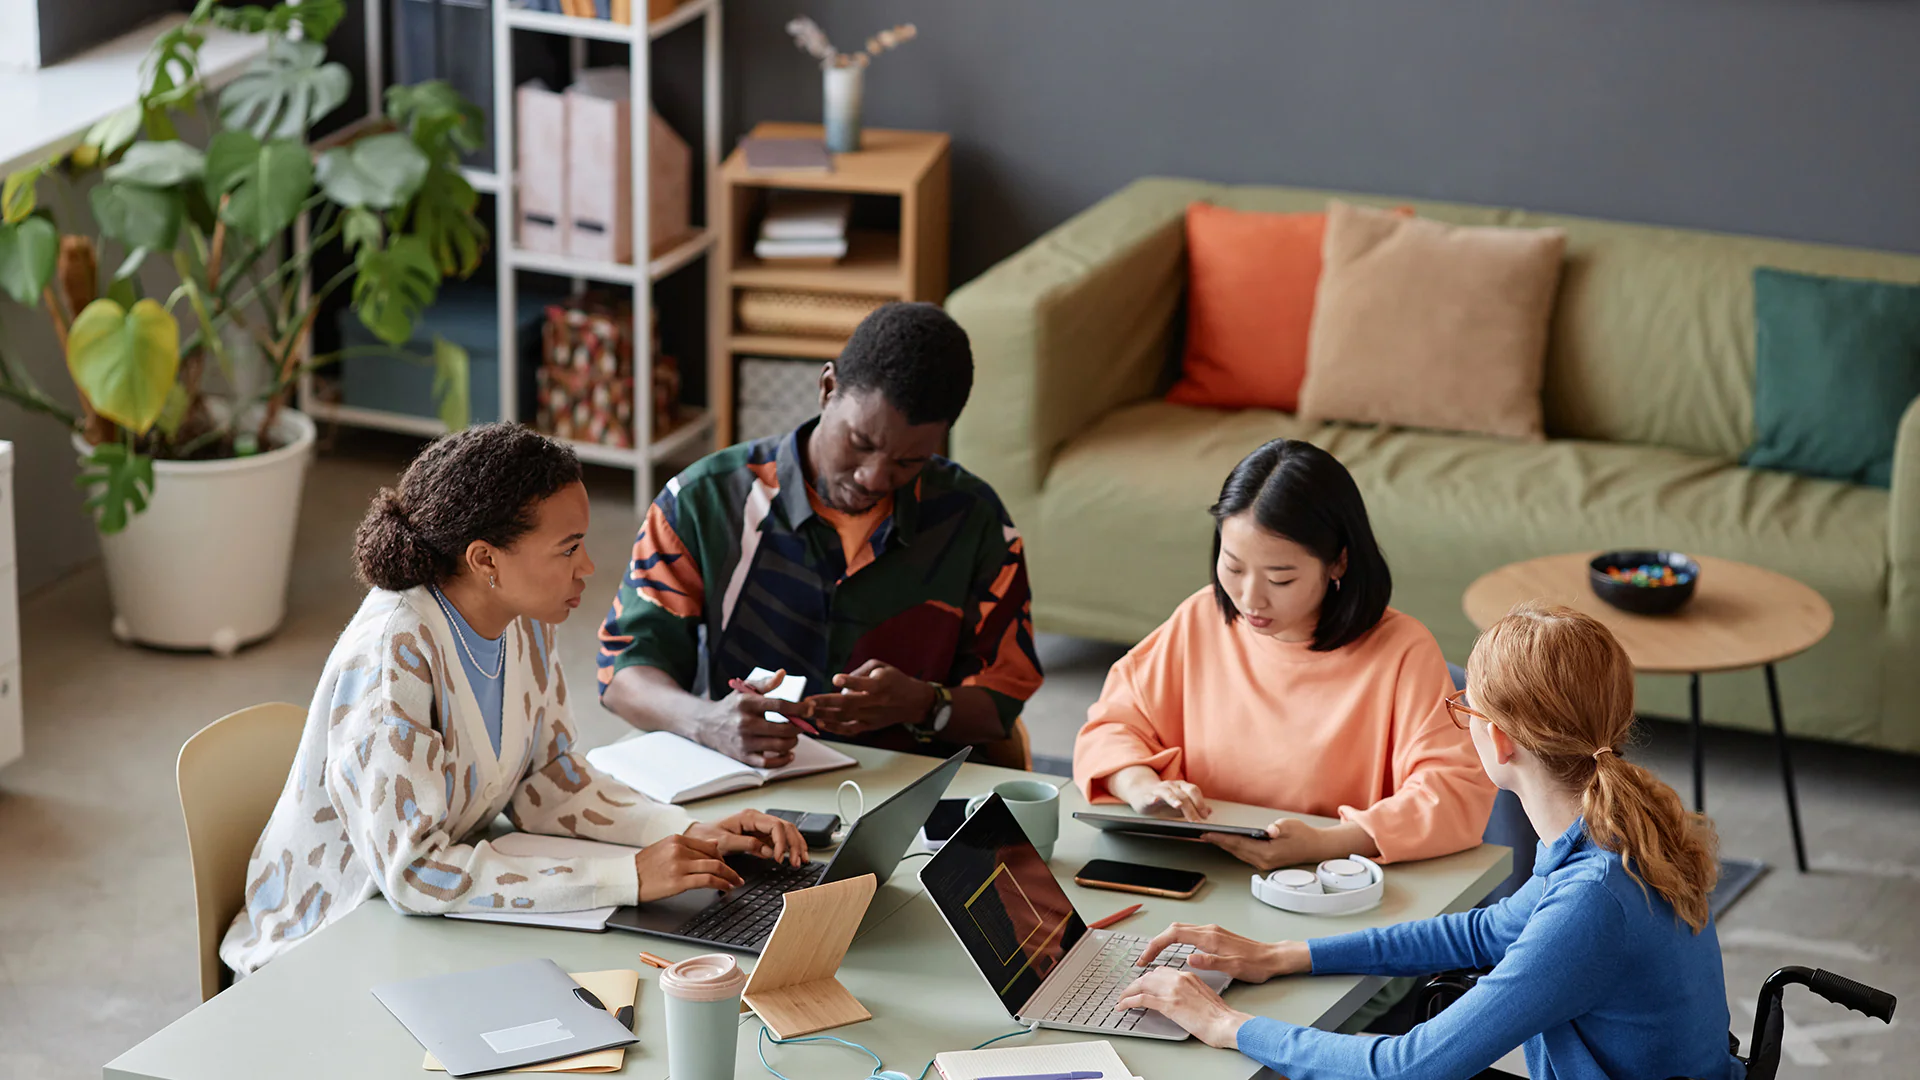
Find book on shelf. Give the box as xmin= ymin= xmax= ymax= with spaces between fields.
xmin=753 ymin=235 xmax=849 ymax=262
xmin=742 ymin=136 xmax=833 ymax=174
xmin=761 ymin=191 xmax=853 ymax=242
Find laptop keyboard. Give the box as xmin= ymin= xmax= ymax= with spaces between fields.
xmin=1049 ymin=935 xmax=1198 ymax=1031
xmin=672 ymin=861 xmax=827 ymax=948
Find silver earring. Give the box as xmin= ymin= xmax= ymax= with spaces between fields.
xmin=1332 ymin=577 xmax=1342 ymax=592
xmin=488 ymin=575 xmax=497 ymax=589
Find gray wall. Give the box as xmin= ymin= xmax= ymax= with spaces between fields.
xmin=725 ymin=0 xmax=1920 ymax=286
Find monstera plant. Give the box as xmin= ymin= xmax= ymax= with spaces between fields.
xmin=0 ymin=0 xmax=489 ymax=653
xmin=0 ymin=0 xmax=486 ymax=531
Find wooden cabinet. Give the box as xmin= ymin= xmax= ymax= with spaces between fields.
xmin=711 ymin=123 xmax=950 ymax=445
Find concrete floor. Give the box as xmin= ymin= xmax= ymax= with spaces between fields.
xmin=1 ymin=432 xmax=1914 ymax=1079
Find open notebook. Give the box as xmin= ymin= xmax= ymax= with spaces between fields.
xmin=586 ymin=730 xmax=856 ymax=804
xmin=933 ymin=1039 xmax=1139 ymax=1080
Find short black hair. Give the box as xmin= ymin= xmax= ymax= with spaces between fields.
xmin=834 ymin=302 xmax=973 ymax=426
xmin=353 ymin=423 xmax=583 ymax=591
xmin=1209 ymin=439 xmax=1391 ymax=651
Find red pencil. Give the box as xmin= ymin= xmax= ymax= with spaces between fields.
xmin=729 ymin=678 xmax=821 ymax=736
xmin=1088 ymin=903 xmax=1143 ymax=930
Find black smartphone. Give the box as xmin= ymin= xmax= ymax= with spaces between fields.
xmin=1073 ymin=858 xmax=1207 ymax=900
xmin=765 ymin=809 xmax=840 ymax=847
xmin=918 ymin=797 xmax=969 ymax=851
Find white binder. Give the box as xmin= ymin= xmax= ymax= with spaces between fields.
xmin=514 ymin=80 xmax=568 ymax=255
xmin=565 ymin=69 xmax=633 ymax=264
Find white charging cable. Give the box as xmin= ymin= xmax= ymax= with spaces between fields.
xmin=831 ymin=780 xmax=865 ymax=845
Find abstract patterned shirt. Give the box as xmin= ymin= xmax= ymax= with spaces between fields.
xmin=220 ymin=587 xmax=694 ymax=975
xmin=596 ymin=420 xmax=1044 ymax=756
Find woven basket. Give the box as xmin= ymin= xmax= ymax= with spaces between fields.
xmin=737 ymin=289 xmax=885 ymax=339
xmin=739 ymin=357 xmax=825 ymax=442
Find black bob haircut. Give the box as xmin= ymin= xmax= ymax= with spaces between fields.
xmin=1209 ymin=438 xmax=1391 ymax=651
xmin=834 ymin=301 xmax=973 ymax=426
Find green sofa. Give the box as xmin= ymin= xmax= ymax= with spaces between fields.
xmin=949 ymin=178 xmax=1920 ymax=753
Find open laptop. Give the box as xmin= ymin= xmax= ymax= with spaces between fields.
xmin=606 ymin=747 xmax=969 ymax=953
xmin=918 ymin=794 xmax=1232 ymax=1040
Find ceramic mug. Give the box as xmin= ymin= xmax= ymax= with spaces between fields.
xmin=966 ymin=779 xmax=1061 ymax=860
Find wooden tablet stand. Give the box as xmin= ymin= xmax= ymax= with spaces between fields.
xmin=741 ymin=873 xmax=877 ymax=1038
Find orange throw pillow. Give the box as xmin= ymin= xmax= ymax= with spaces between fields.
xmin=1166 ymin=203 xmax=1325 ymax=413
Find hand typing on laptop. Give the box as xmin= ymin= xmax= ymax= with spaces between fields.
xmin=1112 ymin=967 xmax=1253 ymax=1049
xmin=684 ymin=809 xmax=810 ymax=867
xmin=1117 ymin=924 xmax=1312 ymax=1047
xmin=1134 ymin=923 xmax=1310 ymax=983
xmin=634 ymin=811 xmax=809 ymax=901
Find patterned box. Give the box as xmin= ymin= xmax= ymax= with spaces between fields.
xmin=738 ymin=357 xmax=824 ymax=442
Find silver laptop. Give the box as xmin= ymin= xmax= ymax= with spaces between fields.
xmin=918 ymin=794 xmax=1232 ymax=1040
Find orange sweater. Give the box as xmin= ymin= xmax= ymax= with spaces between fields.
xmin=1073 ymin=591 xmax=1495 ymax=863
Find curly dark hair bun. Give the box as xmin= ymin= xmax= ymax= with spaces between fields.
xmin=354 ymin=489 xmax=446 ymax=591
xmin=352 ymin=423 xmax=583 ymax=592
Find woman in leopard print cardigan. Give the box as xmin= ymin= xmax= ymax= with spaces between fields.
xmin=222 ymin=425 xmax=804 ymax=975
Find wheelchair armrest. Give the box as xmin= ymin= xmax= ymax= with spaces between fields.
xmin=1409 ymin=969 xmax=1489 ymax=1022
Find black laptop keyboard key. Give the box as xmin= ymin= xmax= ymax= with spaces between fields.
xmin=673 ymin=861 xmax=827 ymax=946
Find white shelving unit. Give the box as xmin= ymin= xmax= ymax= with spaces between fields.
xmin=297 ymin=0 xmax=723 ymax=506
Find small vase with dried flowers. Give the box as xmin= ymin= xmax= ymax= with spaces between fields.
xmin=786 ymin=17 xmax=917 ymax=153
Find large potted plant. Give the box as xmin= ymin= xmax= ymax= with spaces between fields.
xmin=0 ymin=0 xmax=486 ymax=654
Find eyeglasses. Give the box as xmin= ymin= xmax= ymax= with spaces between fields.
xmin=1443 ymin=688 xmax=1489 ymax=730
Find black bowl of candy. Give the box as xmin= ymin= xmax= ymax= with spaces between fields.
xmin=1589 ymin=550 xmax=1699 ymax=615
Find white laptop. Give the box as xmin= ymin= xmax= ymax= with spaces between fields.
xmin=918 ymin=794 xmax=1231 ymax=1040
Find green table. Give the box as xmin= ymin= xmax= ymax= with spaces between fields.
xmin=106 ymin=746 xmax=1509 ymax=1080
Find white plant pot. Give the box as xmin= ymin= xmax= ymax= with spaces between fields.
xmin=73 ymin=409 xmax=317 ymax=656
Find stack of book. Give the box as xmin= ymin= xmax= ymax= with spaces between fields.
xmin=517 ymin=0 xmax=682 ymax=24
xmin=753 ymin=190 xmax=852 ymax=265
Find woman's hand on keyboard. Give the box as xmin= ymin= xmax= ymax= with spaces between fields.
xmin=1113 ymin=968 xmax=1252 ymax=1049
xmin=687 ymin=811 xmax=810 ymax=867
xmin=634 ymin=832 xmax=747 ymax=901
xmin=1137 ymin=923 xmax=1309 ymax=983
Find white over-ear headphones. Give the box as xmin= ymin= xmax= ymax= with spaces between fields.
xmin=1251 ymin=856 xmax=1386 ymax=915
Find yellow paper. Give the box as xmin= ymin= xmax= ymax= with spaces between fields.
xmin=423 ymin=969 xmax=641 ymax=1074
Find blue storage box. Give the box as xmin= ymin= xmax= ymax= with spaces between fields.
xmin=337 ymin=286 xmax=552 ymax=424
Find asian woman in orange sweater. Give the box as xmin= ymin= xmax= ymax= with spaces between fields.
xmin=1072 ymin=439 xmax=1495 ymax=868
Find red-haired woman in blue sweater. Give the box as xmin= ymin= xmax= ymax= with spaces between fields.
xmin=1117 ymin=603 xmax=1743 ymax=1080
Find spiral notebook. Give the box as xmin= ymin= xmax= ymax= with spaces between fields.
xmin=932 ymin=1039 xmax=1139 ymax=1080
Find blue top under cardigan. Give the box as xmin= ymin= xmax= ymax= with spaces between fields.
xmin=1237 ymin=819 xmax=1745 ymax=1080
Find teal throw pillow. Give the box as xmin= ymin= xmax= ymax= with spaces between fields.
xmin=1742 ymin=267 xmax=1920 ymax=488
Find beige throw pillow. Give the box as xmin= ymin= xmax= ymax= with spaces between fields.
xmin=1298 ymin=201 xmax=1566 ymax=440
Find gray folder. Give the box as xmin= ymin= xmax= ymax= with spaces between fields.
xmin=372 ymin=958 xmax=638 ymax=1076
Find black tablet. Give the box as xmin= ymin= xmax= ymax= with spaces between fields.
xmin=1071 ymin=810 xmax=1272 ymax=840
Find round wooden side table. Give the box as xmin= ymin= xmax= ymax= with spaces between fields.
xmin=1463 ymin=553 xmax=1833 ymax=873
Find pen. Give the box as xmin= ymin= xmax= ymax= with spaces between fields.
xmin=1087 ymin=903 xmax=1142 ymax=930
xmin=729 ymin=678 xmax=822 ymax=736
xmin=637 ymin=951 xmax=672 ymax=970
xmin=976 ymin=1072 xmax=1102 ymax=1080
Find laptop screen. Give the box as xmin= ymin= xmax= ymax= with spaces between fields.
xmin=919 ymin=795 xmax=1087 ymax=1016
xmin=822 ymin=747 xmax=968 ymax=886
